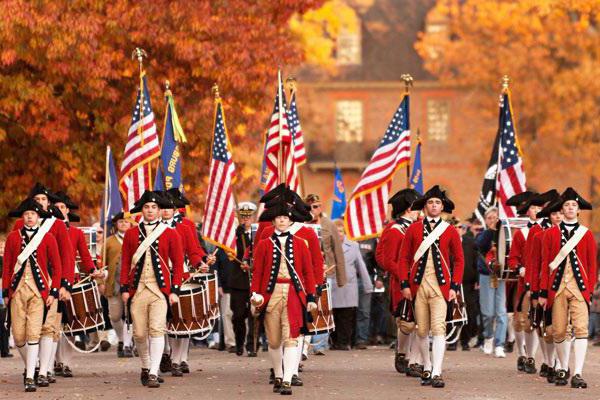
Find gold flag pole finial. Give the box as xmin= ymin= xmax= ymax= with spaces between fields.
xmin=212 ymin=83 xmax=220 ymax=100
xmin=131 ymin=47 xmax=148 ymax=74
xmin=286 ymin=76 xmax=297 ymax=93
xmin=502 ymin=75 xmax=510 ymax=91
xmin=164 ymin=80 xmax=172 ymax=97
xmin=401 ymin=74 xmax=414 ymax=94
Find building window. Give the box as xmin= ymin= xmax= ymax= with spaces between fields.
xmin=427 ymin=99 xmax=450 ymax=141
xmin=336 ymin=28 xmax=361 ymax=65
xmin=336 ymin=100 xmax=363 ymax=143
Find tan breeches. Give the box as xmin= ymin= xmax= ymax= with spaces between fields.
xmin=264 ymin=283 xmax=297 ymax=349
xmin=396 ymin=317 xmax=416 ymax=335
xmin=514 ymin=292 xmax=532 ymax=333
xmin=131 ymin=288 xmax=167 ymax=340
xmin=10 ymin=285 xmax=45 ymax=346
xmin=552 ymin=289 xmax=588 ymax=342
xmin=415 ymin=284 xmax=447 ymax=337
xmin=41 ymin=301 xmax=59 ymax=340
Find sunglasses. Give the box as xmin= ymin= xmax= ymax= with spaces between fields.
xmin=311 ymin=204 xmax=322 ymax=209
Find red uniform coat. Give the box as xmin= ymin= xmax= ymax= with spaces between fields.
xmin=526 ymin=229 xmax=547 ymax=298
xmin=250 ymin=234 xmax=316 ymax=338
xmin=540 ymin=224 xmax=597 ymax=307
xmin=376 ymin=220 xmax=410 ymax=312
xmin=507 ymin=226 xmax=537 ymax=300
xmin=173 ymin=222 xmax=206 ymax=279
xmin=258 ymin=223 xmax=324 ymax=287
xmin=2 ymin=228 xmax=62 ymax=300
xmin=398 ymin=221 xmax=464 ymax=301
xmin=120 ymin=224 xmax=184 ymax=297
xmin=13 ymin=217 xmax=74 ymax=291
xmin=67 ymin=225 xmax=96 ymax=275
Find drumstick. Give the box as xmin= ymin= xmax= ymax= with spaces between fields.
xmin=76 ymin=266 xmax=108 ymax=285
xmin=324 ymin=265 xmax=336 ymax=275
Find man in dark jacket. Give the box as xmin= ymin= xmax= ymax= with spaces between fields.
xmin=228 ymin=202 xmax=257 ymax=356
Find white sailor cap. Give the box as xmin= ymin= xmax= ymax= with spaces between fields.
xmin=237 ymin=201 xmax=257 ymax=216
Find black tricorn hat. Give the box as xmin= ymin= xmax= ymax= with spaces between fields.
xmin=53 ymin=191 xmax=79 ymax=210
xmin=410 ymin=185 xmax=455 ymax=213
xmin=261 ymin=184 xmax=312 ymax=221
xmin=538 ymin=187 xmax=592 ymax=215
xmin=111 ymin=211 xmax=125 ymax=224
xmin=8 ymin=198 xmax=51 ymax=218
xmin=154 ymin=190 xmax=180 ymax=209
xmin=47 ymin=205 xmax=65 ymax=220
xmin=388 ymin=188 xmax=422 ymax=217
xmin=516 ymin=189 xmax=558 ymax=215
xmin=533 ymin=190 xmax=560 ymax=219
xmin=28 ymin=182 xmax=60 ymax=203
xmin=130 ymin=190 xmax=171 ymax=213
xmin=67 ymin=212 xmax=80 ymax=222
xmin=506 ymin=191 xmax=537 ymax=207
xmin=166 ymin=188 xmax=190 ymax=206
xmin=259 ymin=198 xmax=307 ymax=223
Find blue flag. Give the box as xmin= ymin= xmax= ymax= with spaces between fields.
xmin=155 ymin=91 xmax=187 ymax=191
xmin=100 ymin=146 xmax=123 ymax=231
xmin=330 ymin=166 xmax=346 ymax=220
xmin=409 ymin=140 xmax=423 ymax=194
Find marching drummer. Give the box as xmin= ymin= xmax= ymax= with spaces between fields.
xmin=52 ymin=191 xmax=105 ymax=378
xmin=120 ymin=190 xmax=184 ymax=388
xmin=539 ymin=188 xmax=597 ymax=388
xmin=250 ymin=193 xmax=317 ymax=396
xmin=159 ymin=190 xmax=215 ymax=377
xmin=375 ymin=188 xmax=422 ymax=375
xmin=2 ymin=198 xmax=62 ymax=392
xmin=103 ymin=212 xmax=135 ymax=358
xmin=398 ymin=185 xmax=464 ymax=389
xmin=12 ymin=183 xmax=75 ymax=387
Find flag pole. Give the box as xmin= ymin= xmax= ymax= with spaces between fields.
xmin=277 ymin=69 xmax=285 ymax=185
xmin=286 ymin=76 xmax=306 ymax=195
xmin=494 ymin=75 xmax=510 ymax=210
xmin=401 ymin=74 xmax=413 ymax=188
xmin=157 ymin=80 xmax=170 ymax=190
xmin=131 ymin=47 xmax=152 ymax=187
xmin=101 ymin=146 xmax=110 ymax=268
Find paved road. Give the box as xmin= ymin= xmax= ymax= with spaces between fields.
xmin=1 ymin=343 xmax=599 ymax=399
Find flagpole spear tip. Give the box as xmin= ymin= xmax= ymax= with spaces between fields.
xmin=212 ymin=83 xmax=220 ymax=100
xmin=401 ymin=74 xmax=413 ymax=94
xmin=164 ymin=80 xmax=172 ymax=97
xmin=502 ymin=75 xmax=510 ymax=91
xmin=286 ymin=76 xmax=297 ymax=92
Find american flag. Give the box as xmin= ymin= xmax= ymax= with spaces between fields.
xmin=202 ymin=98 xmax=238 ymax=253
xmin=496 ymin=91 xmax=527 ymax=219
xmin=287 ymin=90 xmax=307 ymax=166
xmin=261 ymin=71 xmax=301 ymax=194
xmin=344 ymin=95 xmax=411 ymax=241
xmin=119 ymin=74 xmax=160 ymax=211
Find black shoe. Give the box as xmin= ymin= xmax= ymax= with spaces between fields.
xmin=160 ymin=353 xmax=172 ymax=373
xmin=141 ymin=368 xmax=150 ymax=386
xmin=546 ymin=367 xmax=555 ymax=384
xmin=1 ymin=353 xmax=13 ymax=358
xmin=302 ymin=354 xmax=308 ymax=361
xmin=117 ymin=342 xmax=125 ymax=358
xmin=75 ymin=341 xmax=86 ymax=351
xmin=63 ymin=365 xmax=73 ymax=378
xmin=180 ymin=361 xmax=190 ymax=374
xmin=54 ymin=362 xmax=64 ymax=376
xmin=247 ymin=351 xmax=257 ymax=357
xmin=147 ymin=374 xmax=160 ymax=388
xmin=421 ymin=370 xmax=432 ymax=386
xmin=269 ymin=368 xmax=275 ymax=384
xmin=539 ymin=363 xmax=549 ymax=377
xmin=565 ymin=368 xmax=571 ymax=379
xmin=171 ymin=363 xmax=183 ymax=377
xmin=555 ymin=369 xmax=568 ymax=386
xmin=504 ymin=340 xmax=514 ymax=353
xmin=571 ymin=374 xmax=587 ymax=389
xmin=24 ymin=378 xmax=37 ymax=392
xmin=291 ymin=374 xmax=303 ymax=386
xmin=236 ymin=347 xmax=243 ymax=356
xmin=517 ymin=356 xmax=526 ymax=371
xmin=123 ymin=346 xmax=134 ymax=358
xmin=47 ymin=372 xmax=56 ymax=384
xmin=34 ymin=366 xmax=39 ymax=380
xmin=36 ymin=375 xmax=49 ymax=387
xmin=100 ymin=340 xmax=111 ymax=352
xmin=524 ymin=357 xmax=537 ymax=374
xmin=447 ymin=343 xmax=457 ymax=351
xmin=461 ymin=343 xmax=470 ymax=351
xmin=273 ymin=377 xmax=283 ymax=393
xmin=280 ymin=381 xmax=292 ymax=395
xmin=355 ymin=342 xmax=368 ymax=350
xmin=394 ymin=353 xmax=408 ymax=373
xmin=407 ymin=363 xmax=423 ymax=378
xmin=298 ymin=364 xmax=303 ymax=373
xmin=432 ymin=375 xmax=445 ymax=388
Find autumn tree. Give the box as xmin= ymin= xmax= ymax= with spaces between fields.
xmin=0 ymin=0 xmax=326 ymax=229
xmin=416 ymin=0 xmax=600 ymax=228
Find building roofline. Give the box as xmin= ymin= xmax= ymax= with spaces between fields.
xmin=299 ymin=80 xmax=460 ymax=90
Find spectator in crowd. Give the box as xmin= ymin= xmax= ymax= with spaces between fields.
xmin=0 ymin=235 xmax=12 ymax=358
xmin=475 ymin=208 xmax=507 ymax=358
xmin=330 ymin=220 xmax=373 ymax=350
xmin=213 ymin=245 xmax=236 ymax=352
xmin=355 ymin=238 xmax=377 ymax=349
xmin=450 ymin=219 xmax=480 ymax=351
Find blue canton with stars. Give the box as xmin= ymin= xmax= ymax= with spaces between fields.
xmin=287 ymin=93 xmax=300 ymax=138
xmin=130 ymin=75 xmax=154 ymax=125
xmin=499 ymin=93 xmax=519 ymax=169
xmin=213 ymin=102 xmax=231 ymax=162
xmin=379 ymin=95 xmax=409 ymax=148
